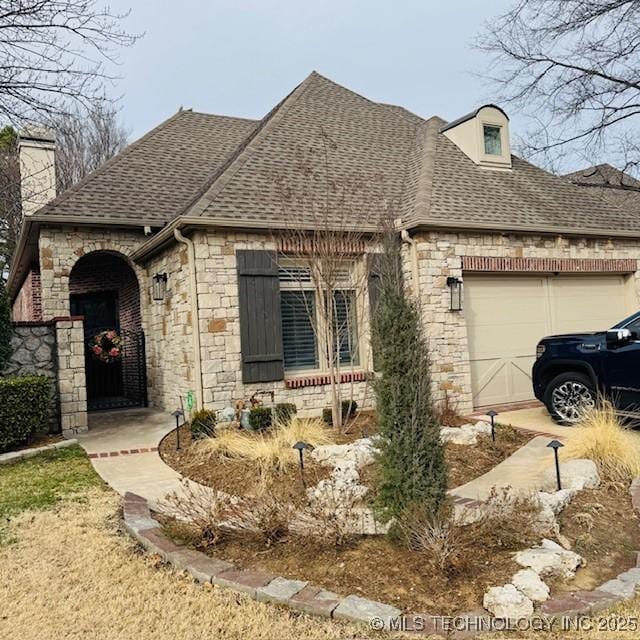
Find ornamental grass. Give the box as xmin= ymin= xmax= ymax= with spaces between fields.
xmin=562 ymin=401 xmax=640 ymax=482
xmin=191 ymin=416 xmax=334 ymax=475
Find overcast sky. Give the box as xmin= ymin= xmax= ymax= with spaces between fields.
xmin=109 ymin=0 xmax=518 ymax=139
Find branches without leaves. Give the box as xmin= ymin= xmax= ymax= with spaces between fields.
xmin=478 ymin=0 xmax=640 ymax=171
xmin=0 ymin=0 xmax=140 ymax=124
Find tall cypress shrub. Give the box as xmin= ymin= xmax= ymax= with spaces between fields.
xmin=0 ymin=280 xmax=11 ymax=372
xmin=372 ymin=232 xmax=447 ymax=523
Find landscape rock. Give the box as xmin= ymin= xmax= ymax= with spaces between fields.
xmin=219 ymin=406 xmax=236 ymax=423
xmin=483 ymin=584 xmax=534 ymax=619
xmin=310 ymin=438 xmax=377 ymax=469
xmin=541 ymin=459 xmax=600 ymax=492
xmin=511 ymin=569 xmax=550 ymax=602
xmin=514 ymin=539 xmax=585 ymax=579
xmin=440 ymin=421 xmax=491 ymax=445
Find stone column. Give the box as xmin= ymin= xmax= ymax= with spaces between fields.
xmin=55 ymin=317 xmax=88 ymax=436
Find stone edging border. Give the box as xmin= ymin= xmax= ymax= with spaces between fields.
xmin=0 ymin=438 xmax=78 ymax=465
xmin=122 ymin=481 xmax=640 ymax=637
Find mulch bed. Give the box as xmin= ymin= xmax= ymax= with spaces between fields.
xmin=158 ymin=414 xmax=640 ymax=615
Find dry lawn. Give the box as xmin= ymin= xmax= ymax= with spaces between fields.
xmin=0 ymin=489 xmax=404 ymax=640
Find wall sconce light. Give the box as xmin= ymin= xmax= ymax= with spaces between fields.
xmin=446 ymin=276 xmax=463 ymax=311
xmin=152 ymin=272 xmax=168 ymax=301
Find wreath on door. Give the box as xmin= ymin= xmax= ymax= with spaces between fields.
xmin=89 ymin=330 xmax=123 ymax=363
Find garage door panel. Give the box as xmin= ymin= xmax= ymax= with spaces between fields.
xmin=465 ymin=274 xmax=630 ymax=407
xmin=550 ymin=276 xmax=627 ymax=334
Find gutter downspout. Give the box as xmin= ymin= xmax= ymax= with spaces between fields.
xmin=400 ymin=229 xmax=420 ymax=296
xmin=174 ymin=228 xmax=203 ymax=411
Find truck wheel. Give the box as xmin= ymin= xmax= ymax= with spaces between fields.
xmin=544 ymin=371 xmax=596 ymax=425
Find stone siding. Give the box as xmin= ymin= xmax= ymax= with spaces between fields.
xmin=2 ymin=322 xmax=58 ymax=432
xmin=144 ymin=242 xmax=194 ymax=411
xmin=38 ymin=225 xmax=148 ymax=320
xmin=55 ymin=318 xmax=88 ymax=436
xmin=193 ymin=230 xmax=374 ymax=416
xmin=413 ymin=230 xmax=640 ymax=414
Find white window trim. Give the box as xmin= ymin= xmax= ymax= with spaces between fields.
xmin=478 ymin=118 xmax=511 ymax=168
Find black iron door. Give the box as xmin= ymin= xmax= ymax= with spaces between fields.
xmin=70 ymin=293 xmax=147 ymax=411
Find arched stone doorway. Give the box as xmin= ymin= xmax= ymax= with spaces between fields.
xmin=69 ymin=251 xmax=147 ymax=411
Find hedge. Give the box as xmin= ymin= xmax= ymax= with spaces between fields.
xmin=0 ymin=376 xmax=52 ymax=453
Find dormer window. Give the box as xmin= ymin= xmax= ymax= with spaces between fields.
xmin=441 ymin=105 xmax=512 ymax=170
xmin=483 ymin=125 xmax=502 ymax=156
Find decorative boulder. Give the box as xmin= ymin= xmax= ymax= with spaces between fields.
xmin=441 ymin=421 xmax=492 ymax=445
xmin=511 ymin=569 xmax=550 ymax=602
xmin=541 ymin=459 xmax=600 ymax=492
xmin=483 ymin=584 xmax=534 ymax=619
xmin=514 ymin=539 xmax=585 ymax=579
xmin=310 ymin=438 xmax=376 ymax=469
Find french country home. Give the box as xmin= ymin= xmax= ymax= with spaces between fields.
xmin=8 ymin=72 xmax=640 ymax=435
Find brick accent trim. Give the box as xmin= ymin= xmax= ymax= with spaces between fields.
xmin=462 ymin=256 xmax=637 ymax=274
xmin=278 ymin=237 xmax=367 ymax=255
xmin=284 ymin=370 xmax=371 ymax=389
xmin=12 ymin=315 xmax=85 ymax=328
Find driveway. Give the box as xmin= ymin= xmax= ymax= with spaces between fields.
xmin=476 ymin=406 xmax=571 ymax=439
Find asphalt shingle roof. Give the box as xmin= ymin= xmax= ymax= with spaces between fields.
xmin=33 ymin=71 xmax=640 ymax=236
xmin=35 ymin=110 xmax=257 ymax=225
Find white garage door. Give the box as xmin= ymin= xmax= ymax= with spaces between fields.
xmin=465 ymin=275 xmax=632 ymax=408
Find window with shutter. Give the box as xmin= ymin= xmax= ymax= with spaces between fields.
xmin=236 ymin=250 xmax=284 ymax=383
xmin=280 ymin=290 xmax=318 ymax=370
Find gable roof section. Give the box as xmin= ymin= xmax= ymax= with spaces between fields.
xmin=34 ymin=110 xmax=257 ymax=225
xmin=185 ymin=72 xmax=423 ymax=229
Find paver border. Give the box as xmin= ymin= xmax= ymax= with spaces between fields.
xmin=122 ymin=481 xmax=640 ymax=636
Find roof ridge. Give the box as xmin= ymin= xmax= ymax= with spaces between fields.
xmin=182 ymin=72 xmax=318 ymax=218
xmin=184 ymin=110 xmax=258 ymax=123
xmin=34 ymin=110 xmax=187 ymax=220
xmin=410 ymin=116 xmax=442 ymax=224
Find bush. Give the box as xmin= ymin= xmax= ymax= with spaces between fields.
xmin=563 ymin=401 xmax=640 ymax=481
xmin=249 ymin=406 xmax=273 ymax=431
xmin=0 ymin=280 xmax=11 ymax=372
xmin=372 ymin=231 xmax=447 ymax=523
xmin=0 ymin=376 xmax=51 ymax=452
xmin=190 ymin=408 xmax=216 ymax=439
xmin=274 ymin=403 xmax=297 ymax=424
xmin=322 ymin=400 xmax=358 ymax=425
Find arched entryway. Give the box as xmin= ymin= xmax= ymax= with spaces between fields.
xmin=69 ymin=251 xmax=147 ymax=411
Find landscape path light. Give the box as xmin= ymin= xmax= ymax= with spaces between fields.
xmin=292 ymin=441 xmax=314 ymax=487
xmin=172 ymin=408 xmax=185 ymax=451
xmin=547 ymin=439 xmax=565 ymax=491
xmin=486 ymin=410 xmax=498 ymax=442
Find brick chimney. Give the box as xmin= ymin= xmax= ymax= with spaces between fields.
xmin=18 ymin=125 xmax=56 ymax=216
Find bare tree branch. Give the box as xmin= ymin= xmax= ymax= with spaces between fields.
xmin=477 ymin=0 xmax=640 ymax=173
xmin=0 ymin=0 xmax=141 ymax=125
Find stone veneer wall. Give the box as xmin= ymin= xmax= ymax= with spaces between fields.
xmin=2 ymin=322 xmax=58 ymax=432
xmin=54 ymin=317 xmax=87 ymax=436
xmin=192 ymin=230 xmax=374 ymax=416
xmin=38 ymin=226 xmax=148 ymax=320
xmin=413 ymin=230 xmax=640 ymax=414
xmin=144 ymin=242 xmax=194 ymax=411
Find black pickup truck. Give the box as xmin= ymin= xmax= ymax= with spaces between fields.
xmin=532 ymin=311 xmax=640 ymax=424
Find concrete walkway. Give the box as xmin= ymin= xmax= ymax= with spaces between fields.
xmin=487 ymin=406 xmax=573 ymax=439
xmin=76 ymin=408 xmax=186 ymax=506
xmin=449 ymin=435 xmax=557 ymax=503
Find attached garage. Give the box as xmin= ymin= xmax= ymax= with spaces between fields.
xmin=464 ymin=274 xmax=634 ymax=408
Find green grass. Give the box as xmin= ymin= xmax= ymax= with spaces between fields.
xmin=0 ymin=445 xmax=103 ymax=521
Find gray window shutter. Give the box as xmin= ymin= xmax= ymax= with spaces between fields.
xmin=237 ymin=250 xmax=285 ymax=383
xmin=368 ymin=253 xmax=383 ymax=371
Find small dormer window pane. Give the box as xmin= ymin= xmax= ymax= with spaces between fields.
xmin=483 ymin=125 xmax=502 ymax=156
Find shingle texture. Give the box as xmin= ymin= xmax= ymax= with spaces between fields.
xmin=36 ymin=111 xmax=257 ymax=224
xmin=33 ymin=72 xmax=640 ymax=236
